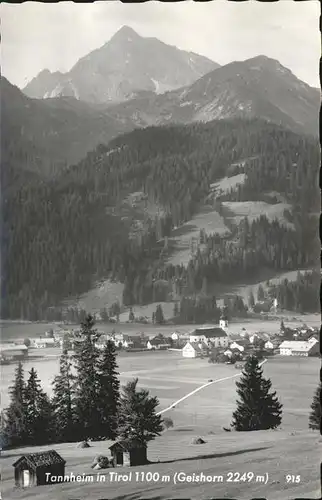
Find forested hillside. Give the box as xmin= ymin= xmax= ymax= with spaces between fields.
xmin=2 ymin=118 xmax=319 ymax=319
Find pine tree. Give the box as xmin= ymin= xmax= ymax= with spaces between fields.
xmin=257 ymin=285 xmax=265 ymax=302
xmin=309 ymin=384 xmax=321 ymax=430
xmin=155 ymin=304 xmax=165 ymax=324
xmin=97 ymin=340 xmax=120 ymax=440
xmin=248 ymin=290 xmax=255 ymax=309
xmin=52 ymin=350 xmax=77 ymax=442
xmin=73 ymin=314 xmax=101 ymax=441
xmin=4 ymin=362 xmax=27 ymax=447
xmin=118 ymin=378 xmax=163 ymax=451
xmin=129 ymin=307 xmax=135 ymax=322
xmin=173 ymin=302 xmax=179 ymax=318
xmin=232 ymin=356 xmax=282 ymax=431
xmin=25 ymin=367 xmax=54 ymax=445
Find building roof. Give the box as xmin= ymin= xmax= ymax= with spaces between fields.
xmin=34 ymin=338 xmax=56 ymax=344
xmin=184 ymin=341 xmax=208 ymax=353
xmin=13 ymin=450 xmax=65 ymax=469
xmin=0 ymin=344 xmax=28 ymax=353
xmin=279 ymin=341 xmax=317 ymax=352
xmin=192 ymin=326 xmax=227 ymax=338
xmin=149 ymin=336 xmax=171 ymax=346
xmin=109 ymin=440 xmax=146 ymax=451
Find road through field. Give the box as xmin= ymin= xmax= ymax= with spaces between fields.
xmin=156 ymin=358 xmax=267 ymax=416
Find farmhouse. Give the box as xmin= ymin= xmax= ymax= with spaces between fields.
xmin=147 ymin=336 xmax=171 ymax=350
xmin=279 ymin=340 xmax=319 ymax=357
xmin=34 ymin=338 xmax=56 ymax=348
xmin=109 ymin=441 xmax=147 ymax=467
xmin=182 ymin=341 xmax=208 ymax=358
xmin=0 ymin=344 xmax=28 ymax=362
xmin=189 ymin=325 xmax=229 ymax=348
xmin=229 ymin=341 xmax=244 ymax=352
xmin=13 ymin=450 xmax=66 ymax=487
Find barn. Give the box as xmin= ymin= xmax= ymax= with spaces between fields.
xmin=279 ymin=340 xmax=319 ymax=357
xmin=0 ymin=344 xmax=28 ymax=362
xmin=182 ymin=341 xmax=208 ymax=358
xmin=13 ymin=450 xmax=66 ymax=487
xmin=109 ymin=441 xmax=147 ymax=467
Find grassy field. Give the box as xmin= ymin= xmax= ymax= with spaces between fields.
xmin=64 ymin=279 xmax=124 ymax=312
xmin=166 ymin=206 xmax=229 ymax=267
xmin=1 ymin=350 xmax=319 ymax=429
xmin=1 ymin=354 xmax=320 ymax=499
xmin=222 ymin=201 xmax=293 ymax=227
xmin=210 ymin=173 xmax=246 ymax=194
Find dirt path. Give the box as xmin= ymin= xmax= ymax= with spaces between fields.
xmin=156 ymin=359 xmax=267 ymax=416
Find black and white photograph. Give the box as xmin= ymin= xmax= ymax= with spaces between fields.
xmin=0 ymin=1 xmax=321 ymax=499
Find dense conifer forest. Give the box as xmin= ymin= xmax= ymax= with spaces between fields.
xmin=2 ymin=117 xmax=319 ymax=319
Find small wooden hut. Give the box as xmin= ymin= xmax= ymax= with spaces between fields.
xmin=109 ymin=440 xmax=147 ymax=467
xmin=13 ymin=450 xmax=66 ymax=487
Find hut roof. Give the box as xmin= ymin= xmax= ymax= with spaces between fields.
xmin=109 ymin=440 xmax=146 ymax=452
xmin=193 ymin=327 xmax=227 ymax=338
xmin=13 ymin=450 xmax=65 ymax=469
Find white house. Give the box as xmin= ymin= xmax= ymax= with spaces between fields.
xmin=264 ymin=340 xmax=274 ymax=350
xmin=182 ymin=342 xmax=208 ymax=358
xmin=229 ymin=341 xmax=244 ymax=352
xmin=279 ymin=340 xmax=319 ymax=357
xmin=147 ymin=337 xmax=171 ymax=350
xmin=249 ymin=334 xmax=259 ymax=344
xmin=34 ymin=338 xmax=56 ymax=348
xmin=189 ymin=326 xmax=229 ymax=348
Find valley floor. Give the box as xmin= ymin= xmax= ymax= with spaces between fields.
xmin=1 ymin=352 xmax=320 ymax=499
xmin=1 ymin=429 xmax=320 ymax=499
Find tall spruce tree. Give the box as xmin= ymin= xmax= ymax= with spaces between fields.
xmin=73 ymin=314 xmax=101 ymax=441
xmin=309 ymin=383 xmax=321 ymax=430
xmin=118 ymin=378 xmax=163 ymax=449
xmin=232 ymin=356 xmax=282 ymax=431
xmin=4 ymin=361 xmax=27 ymax=447
xmin=25 ymin=367 xmax=54 ymax=445
xmin=52 ymin=350 xmax=77 ymax=442
xmin=155 ymin=304 xmax=165 ymax=324
xmin=257 ymin=285 xmax=265 ymax=302
xmin=248 ymin=290 xmax=255 ymax=309
xmin=97 ymin=340 xmax=120 ymax=440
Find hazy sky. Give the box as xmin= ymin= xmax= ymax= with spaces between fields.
xmin=1 ymin=0 xmax=320 ymax=89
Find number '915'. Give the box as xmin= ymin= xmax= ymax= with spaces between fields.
xmin=285 ymin=475 xmax=301 ymax=483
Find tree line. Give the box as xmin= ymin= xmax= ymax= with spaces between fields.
xmin=2 ymin=315 xmax=163 ymax=449
xmin=2 ymin=117 xmax=319 ymax=319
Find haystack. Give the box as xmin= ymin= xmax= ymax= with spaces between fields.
xmin=76 ymin=441 xmax=90 ymax=448
xmin=191 ymin=437 xmax=206 ymax=445
xmin=91 ymin=455 xmax=110 ymax=469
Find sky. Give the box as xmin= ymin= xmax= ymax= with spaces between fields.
xmin=1 ymin=0 xmax=320 ymax=89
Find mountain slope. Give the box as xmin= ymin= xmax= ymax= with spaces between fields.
xmin=106 ymin=55 xmax=319 ymax=136
xmin=2 ymin=118 xmax=319 ymax=319
xmin=23 ymin=26 xmax=219 ymax=104
xmin=1 ymin=77 xmax=130 ymax=174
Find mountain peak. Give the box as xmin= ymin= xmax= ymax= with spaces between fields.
xmin=245 ymin=55 xmax=288 ymax=70
xmin=111 ymin=25 xmax=140 ymax=42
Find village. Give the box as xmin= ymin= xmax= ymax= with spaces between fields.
xmin=0 ymin=315 xmax=319 ymax=365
